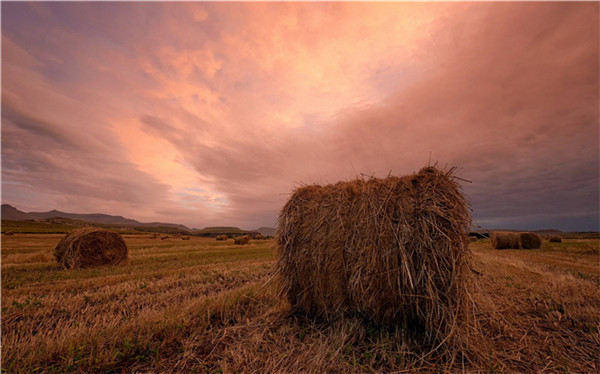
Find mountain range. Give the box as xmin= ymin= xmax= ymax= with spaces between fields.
xmin=1 ymin=204 xmax=188 ymax=230
xmin=1 ymin=204 xmax=275 ymax=235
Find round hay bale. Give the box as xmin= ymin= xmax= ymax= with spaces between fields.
xmin=490 ymin=232 xmax=520 ymax=249
xmin=216 ymin=234 xmax=228 ymax=241
xmin=277 ymin=166 xmax=471 ymax=346
xmin=549 ymin=236 xmax=562 ymax=243
xmin=234 ymin=235 xmax=250 ymax=245
xmin=254 ymin=233 xmax=265 ymax=240
xmin=54 ymin=227 xmax=127 ymax=269
xmin=520 ymin=232 xmax=542 ymax=249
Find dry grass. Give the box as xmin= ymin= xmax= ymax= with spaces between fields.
xmin=491 ymin=232 xmax=520 ymax=249
xmin=54 ymin=227 xmax=127 ymax=269
xmin=277 ymin=166 xmax=472 ymax=358
xmin=1 ymin=234 xmax=599 ymax=373
xmin=234 ymin=235 xmax=250 ymax=245
xmin=519 ymin=232 xmax=542 ymax=249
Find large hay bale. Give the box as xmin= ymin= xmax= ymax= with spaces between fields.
xmin=234 ymin=235 xmax=250 ymax=245
xmin=549 ymin=236 xmax=562 ymax=243
xmin=490 ymin=232 xmax=520 ymax=249
xmin=54 ymin=227 xmax=127 ymax=269
xmin=216 ymin=234 xmax=228 ymax=241
xmin=520 ymin=232 xmax=542 ymax=249
xmin=277 ymin=166 xmax=471 ymax=346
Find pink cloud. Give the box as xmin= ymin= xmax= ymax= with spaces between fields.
xmin=2 ymin=2 xmax=598 ymax=230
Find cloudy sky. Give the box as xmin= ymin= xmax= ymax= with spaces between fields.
xmin=2 ymin=2 xmax=598 ymax=231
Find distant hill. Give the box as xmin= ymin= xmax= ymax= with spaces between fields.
xmin=4 ymin=205 xmax=285 ymax=238
xmin=1 ymin=204 xmax=30 ymax=221
xmin=1 ymin=204 xmax=190 ymax=232
xmin=532 ymin=229 xmax=563 ymax=235
xmin=192 ymin=226 xmax=261 ymax=237
xmin=485 ymin=228 xmax=564 ymax=234
xmin=198 ymin=226 xmax=244 ymax=233
xmin=255 ymin=227 xmax=276 ymax=236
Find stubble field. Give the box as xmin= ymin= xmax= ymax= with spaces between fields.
xmin=2 ymin=234 xmax=599 ymax=373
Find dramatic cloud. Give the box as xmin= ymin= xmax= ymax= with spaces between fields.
xmin=2 ymin=2 xmax=598 ymax=230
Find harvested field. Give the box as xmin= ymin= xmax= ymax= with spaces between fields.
xmin=2 ymin=234 xmax=599 ymax=372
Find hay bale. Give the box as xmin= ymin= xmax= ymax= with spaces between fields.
xmin=54 ymin=227 xmax=127 ymax=269
xmin=549 ymin=236 xmax=562 ymax=243
xmin=490 ymin=232 xmax=520 ymax=249
xmin=277 ymin=166 xmax=471 ymax=346
xmin=520 ymin=232 xmax=542 ymax=249
xmin=254 ymin=233 xmax=265 ymax=240
xmin=161 ymin=236 xmax=169 ymax=240
xmin=181 ymin=236 xmax=190 ymax=240
xmin=216 ymin=234 xmax=228 ymax=241
xmin=234 ymin=235 xmax=250 ymax=245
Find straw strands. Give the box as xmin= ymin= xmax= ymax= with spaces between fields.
xmin=277 ymin=166 xmax=472 ymax=349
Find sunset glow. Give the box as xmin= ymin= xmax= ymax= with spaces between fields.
xmin=2 ymin=2 xmax=598 ymax=230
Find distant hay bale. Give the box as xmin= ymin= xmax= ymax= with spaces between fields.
xmin=216 ymin=235 xmax=228 ymax=241
xmin=54 ymin=227 xmax=127 ymax=269
xmin=491 ymin=232 xmax=520 ymax=249
xmin=181 ymin=236 xmax=190 ymax=240
xmin=161 ymin=236 xmax=169 ymax=240
xmin=277 ymin=166 xmax=471 ymax=347
xmin=254 ymin=233 xmax=265 ymax=240
xmin=520 ymin=232 xmax=542 ymax=249
xmin=234 ymin=235 xmax=250 ymax=245
xmin=549 ymin=236 xmax=562 ymax=243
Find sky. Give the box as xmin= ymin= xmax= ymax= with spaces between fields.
xmin=1 ymin=2 xmax=598 ymax=231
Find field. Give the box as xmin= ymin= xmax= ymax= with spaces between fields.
xmin=2 ymin=234 xmax=599 ymax=373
